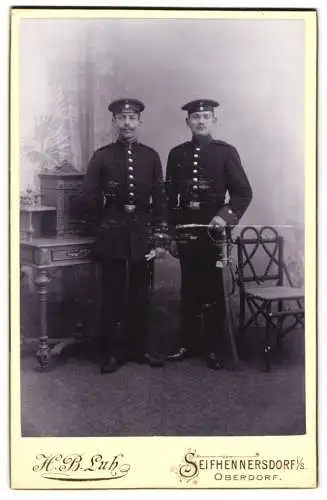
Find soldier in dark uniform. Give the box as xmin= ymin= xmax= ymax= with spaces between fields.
xmin=81 ymin=98 xmax=168 ymax=374
xmin=165 ymin=99 xmax=252 ymax=369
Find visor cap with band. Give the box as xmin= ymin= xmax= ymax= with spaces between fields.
xmin=181 ymin=99 xmax=219 ymax=114
xmin=108 ymin=98 xmax=145 ymax=114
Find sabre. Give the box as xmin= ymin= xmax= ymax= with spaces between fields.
xmin=176 ymin=224 xmax=211 ymax=228
xmin=174 ymin=223 xmax=240 ymax=367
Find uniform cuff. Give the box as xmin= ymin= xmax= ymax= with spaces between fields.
xmin=216 ymin=206 xmax=239 ymax=226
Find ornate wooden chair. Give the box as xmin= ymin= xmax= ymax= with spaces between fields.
xmin=235 ymin=226 xmax=304 ymax=371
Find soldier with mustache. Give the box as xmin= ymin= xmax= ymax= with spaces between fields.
xmin=81 ymin=98 xmax=168 ymax=373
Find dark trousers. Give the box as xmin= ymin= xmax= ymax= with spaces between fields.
xmin=100 ymin=258 xmax=150 ymax=361
xmin=178 ymin=253 xmax=225 ymax=356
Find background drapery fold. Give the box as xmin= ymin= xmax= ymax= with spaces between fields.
xmin=19 ymin=18 xmax=305 ymax=285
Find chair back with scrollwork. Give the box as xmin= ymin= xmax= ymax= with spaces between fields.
xmin=236 ymin=226 xmax=286 ymax=290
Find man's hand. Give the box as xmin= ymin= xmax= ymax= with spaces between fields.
xmin=145 ymin=247 xmax=166 ymax=261
xmin=168 ymin=239 xmax=179 ymax=259
xmin=209 ymin=215 xmax=227 ymax=231
xmin=145 ymin=249 xmax=156 ymax=262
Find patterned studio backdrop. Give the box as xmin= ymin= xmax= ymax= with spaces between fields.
xmin=19 ymin=18 xmax=305 ymax=339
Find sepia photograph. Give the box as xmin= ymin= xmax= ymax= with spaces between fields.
xmin=10 ymin=7 xmax=317 ymax=489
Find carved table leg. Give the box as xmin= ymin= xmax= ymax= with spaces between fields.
xmin=35 ymin=269 xmax=51 ymax=369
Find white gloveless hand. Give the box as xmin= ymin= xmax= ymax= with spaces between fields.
xmin=145 ymin=249 xmax=156 ymax=261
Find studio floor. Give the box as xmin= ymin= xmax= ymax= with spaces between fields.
xmin=21 ymin=325 xmax=305 ymax=438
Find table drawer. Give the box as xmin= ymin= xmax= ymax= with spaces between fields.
xmin=51 ymin=246 xmax=92 ymax=262
xmin=21 ymin=239 xmax=95 ymax=267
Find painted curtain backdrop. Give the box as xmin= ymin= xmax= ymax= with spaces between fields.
xmin=19 ymin=18 xmax=304 ymax=293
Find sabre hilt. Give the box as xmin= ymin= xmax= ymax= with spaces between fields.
xmin=174 ymin=223 xmax=233 ymax=263
xmin=151 ymin=223 xmax=171 ymax=250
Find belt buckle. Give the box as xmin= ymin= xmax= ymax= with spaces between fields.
xmin=124 ymin=204 xmax=136 ymax=213
xmin=189 ymin=201 xmax=200 ymax=210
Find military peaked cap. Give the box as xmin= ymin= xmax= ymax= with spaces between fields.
xmin=182 ymin=99 xmax=219 ymax=114
xmin=108 ymin=98 xmax=145 ymax=114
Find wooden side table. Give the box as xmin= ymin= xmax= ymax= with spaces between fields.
xmin=20 ymin=235 xmax=96 ymax=369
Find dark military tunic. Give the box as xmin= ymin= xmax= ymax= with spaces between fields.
xmin=82 ymin=139 xmax=168 ymax=261
xmin=165 ymin=135 xmax=252 ymax=355
xmin=166 ymin=136 xmax=252 ymax=230
xmin=81 ymin=138 xmax=168 ymax=361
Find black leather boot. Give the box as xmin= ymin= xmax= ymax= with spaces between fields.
xmin=167 ymin=347 xmax=189 ymax=361
xmin=137 ymin=353 xmax=166 ymax=367
xmin=205 ymin=352 xmax=225 ymax=370
xmin=100 ymin=357 xmax=120 ymax=374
